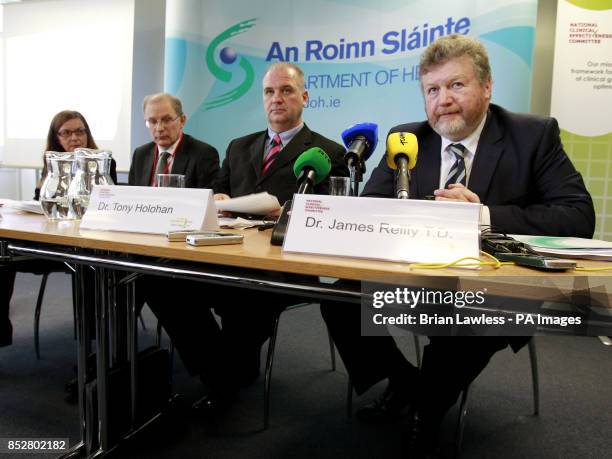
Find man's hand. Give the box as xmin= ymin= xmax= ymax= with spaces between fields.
xmin=433 ymin=183 xmax=480 ymax=203
xmin=213 ymin=193 xmax=233 ymax=217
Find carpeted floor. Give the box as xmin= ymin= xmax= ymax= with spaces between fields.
xmin=1 ymin=272 xmax=610 ymax=458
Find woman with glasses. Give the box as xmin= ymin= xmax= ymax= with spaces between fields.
xmin=1 ymin=110 xmax=116 ymax=348
xmin=35 ymin=110 xmax=117 ymax=197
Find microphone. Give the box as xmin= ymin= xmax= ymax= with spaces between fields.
xmin=271 ymin=147 xmax=332 ymax=246
xmin=341 ymin=123 xmax=378 ymax=176
xmin=293 ymin=147 xmax=332 ymax=194
xmin=385 ymin=132 xmax=418 ymax=199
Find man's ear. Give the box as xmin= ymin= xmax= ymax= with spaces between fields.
xmin=483 ymin=78 xmax=492 ymax=100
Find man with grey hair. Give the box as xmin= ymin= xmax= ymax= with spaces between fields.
xmin=129 ymin=92 xmax=219 ymax=187
xmin=127 ymin=92 xmax=220 ymax=405
xmin=321 ymin=34 xmax=593 ymax=456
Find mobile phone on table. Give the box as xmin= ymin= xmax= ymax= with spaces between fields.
xmin=495 ymin=253 xmax=576 ymax=271
xmin=166 ymin=229 xmax=216 ymax=241
xmin=186 ymin=232 xmax=244 ymax=246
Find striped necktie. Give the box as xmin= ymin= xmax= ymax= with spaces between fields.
xmin=444 ymin=143 xmax=467 ymax=188
xmin=153 ymin=150 xmax=171 ymax=186
xmin=261 ymin=134 xmax=282 ymax=175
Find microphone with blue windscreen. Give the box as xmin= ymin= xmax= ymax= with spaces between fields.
xmin=341 ymin=123 xmax=378 ymax=194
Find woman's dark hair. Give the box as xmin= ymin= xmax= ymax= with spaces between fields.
xmin=41 ymin=110 xmax=98 ymax=177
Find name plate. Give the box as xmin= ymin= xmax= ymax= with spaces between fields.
xmin=283 ymin=195 xmax=480 ymax=263
xmin=80 ymin=185 xmax=219 ymax=234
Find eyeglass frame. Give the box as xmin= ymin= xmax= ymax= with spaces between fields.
xmin=145 ymin=115 xmax=182 ymax=129
xmin=57 ymin=128 xmax=88 ymax=139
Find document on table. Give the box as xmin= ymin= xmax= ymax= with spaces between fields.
xmin=215 ymin=192 xmax=280 ymax=216
xmin=0 ymin=199 xmax=44 ymax=214
xmin=511 ymin=234 xmax=612 ymax=261
xmin=218 ymin=217 xmax=268 ymax=229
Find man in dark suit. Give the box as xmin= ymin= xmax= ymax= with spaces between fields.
xmin=321 ymin=34 xmax=594 ymax=455
xmin=147 ymin=63 xmax=347 ymax=418
xmin=128 ymin=92 xmax=219 ymax=187
xmin=214 ymin=65 xmax=346 ymax=204
xmin=126 ymin=92 xmax=220 ymax=391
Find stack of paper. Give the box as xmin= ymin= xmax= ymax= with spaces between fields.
xmin=511 ymin=235 xmax=612 ymax=261
xmin=0 ymin=199 xmax=43 ymax=215
xmin=218 ymin=217 xmax=267 ymax=229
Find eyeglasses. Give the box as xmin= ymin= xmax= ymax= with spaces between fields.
xmin=145 ymin=115 xmax=181 ymax=129
xmin=57 ymin=128 xmax=87 ymax=138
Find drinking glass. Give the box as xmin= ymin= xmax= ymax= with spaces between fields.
xmin=156 ymin=174 xmax=185 ymax=188
xmin=329 ymin=176 xmax=352 ymax=196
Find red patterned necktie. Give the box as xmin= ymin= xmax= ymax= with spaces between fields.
xmin=261 ymin=134 xmax=282 ymax=175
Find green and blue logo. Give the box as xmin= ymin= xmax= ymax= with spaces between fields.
xmin=205 ymin=18 xmax=257 ymax=110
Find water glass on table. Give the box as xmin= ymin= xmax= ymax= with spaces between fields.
xmin=156 ymin=174 xmax=185 ymax=188
xmin=329 ymin=176 xmax=352 ymax=196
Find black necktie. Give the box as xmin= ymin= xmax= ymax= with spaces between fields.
xmin=444 ymin=143 xmax=467 ymax=189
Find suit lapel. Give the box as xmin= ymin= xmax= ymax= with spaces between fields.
xmin=249 ymin=132 xmax=268 ymax=179
xmin=256 ymin=125 xmax=312 ymax=186
xmin=171 ymin=135 xmax=189 ymax=175
xmin=414 ymin=128 xmax=441 ymax=198
xmin=142 ymin=144 xmax=156 ymax=186
xmin=468 ymin=110 xmax=504 ymax=201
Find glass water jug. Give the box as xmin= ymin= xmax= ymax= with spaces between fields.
xmin=68 ymin=148 xmax=115 ymax=218
xmin=40 ymin=151 xmax=75 ymax=220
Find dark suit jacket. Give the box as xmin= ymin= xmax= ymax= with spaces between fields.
xmin=128 ymin=134 xmax=219 ymax=188
xmin=362 ymin=104 xmax=595 ymax=352
xmin=214 ymin=124 xmax=348 ymax=204
xmin=363 ymin=104 xmax=595 ymax=238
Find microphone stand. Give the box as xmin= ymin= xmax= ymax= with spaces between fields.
xmin=347 ymin=160 xmax=362 ymax=197
xmin=395 ymin=158 xmax=410 ymax=200
xmin=271 ymin=168 xmax=315 ymax=246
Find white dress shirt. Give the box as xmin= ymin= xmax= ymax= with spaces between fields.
xmin=437 ymin=114 xmax=490 ymax=227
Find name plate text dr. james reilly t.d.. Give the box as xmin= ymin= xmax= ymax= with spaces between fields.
xmin=283 ymin=195 xmax=480 ymax=263
xmin=80 ymin=185 xmax=219 ymax=234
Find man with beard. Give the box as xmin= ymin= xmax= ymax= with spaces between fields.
xmin=321 ymin=34 xmax=594 ymax=456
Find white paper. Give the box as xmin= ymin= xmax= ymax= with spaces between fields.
xmin=0 ymin=199 xmax=44 ymax=214
xmin=218 ymin=217 xmax=267 ymax=229
xmin=510 ymin=235 xmax=612 ymax=250
xmin=215 ymin=192 xmax=280 ymax=215
xmin=511 ymin=234 xmax=612 ymax=260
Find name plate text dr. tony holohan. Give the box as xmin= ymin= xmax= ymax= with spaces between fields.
xmin=80 ymin=185 xmax=219 ymax=235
